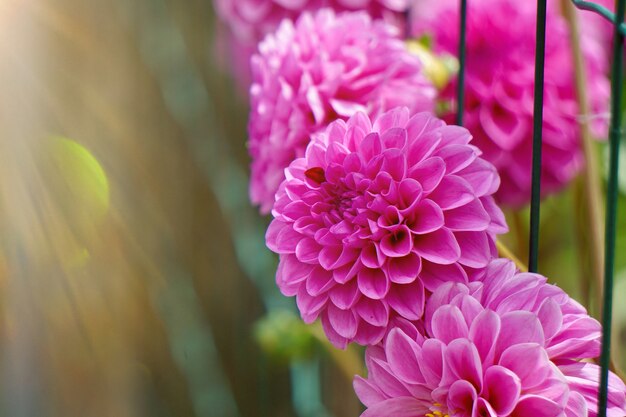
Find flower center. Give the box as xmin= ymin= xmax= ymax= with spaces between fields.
xmin=425 ymin=403 xmax=449 ymax=417
xmin=425 ymin=411 xmax=449 ymax=417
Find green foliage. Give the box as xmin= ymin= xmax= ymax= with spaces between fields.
xmin=255 ymin=310 xmax=316 ymax=364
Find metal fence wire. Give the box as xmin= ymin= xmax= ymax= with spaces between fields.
xmin=455 ymin=1 xmax=624 ymax=416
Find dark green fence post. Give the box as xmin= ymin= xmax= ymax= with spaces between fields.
xmin=529 ymin=0 xmax=548 ymax=273
xmin=598 ymin=0 xmax=625 ymax=415
xmin=456 ymin=0 xmax=467 ymax=126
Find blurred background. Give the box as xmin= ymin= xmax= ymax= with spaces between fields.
xmin=0 ymin=1 xmax=624 ymax=417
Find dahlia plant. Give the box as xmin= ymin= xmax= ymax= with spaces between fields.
xmin=411 ymin=0 xmax=610 ymax=207
xmin=249 ymin=10 xmax=436 ymax=213
xmin=355 ymin=259 xmax=626 ymax=417
xmin=266 ymin=108 xmax=507 ymax=347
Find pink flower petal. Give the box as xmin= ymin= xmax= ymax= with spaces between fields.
xmin=381 ymin=149 xmax=407 ymax=181
xmin=408 ymin=157 xmax=446 ymax=194
xmin=321 ymin=311 xmax=348 ymax=349
xmin=455 ymin=231 xmax=493 ymax=268
xmin=333 ymin=258 xmax=363 ymax=284
xmin=447 ymin=379 xmax=477 ymax=416
xmin=499 ymin=343 xmax=552 ymax=390
xmin=420 ymin=262 xmax=468 ymax=292
xmin=496 ymin=311 xmax=545 ymax=358
xmin=319 ymin=245 xmax=359 ymax=270
xmin=367 ymin=357 xmax=414 ymax=399
xmin=329 ymin=98 xmax=367 ymax=117
xmin=380 ymin=127 xmax=408 ymax=150
xmin=276 ymin=254 xmax=313 ymax=296
xmin=431 ymin=305 xmax=470 ymax=344
xmin=329 ymin=280 xmax=361 ymax=310
xmin=354 ymin=320 xmax=387 ymax=346
xmin=396 ymin=178 xmax=423 ymax=215
xmin=305 ymin=266 xmax=336 ymax=296
xmin=457 ymin=159 xmax=500 ymax=197
xmin=468 ymin=310 xmax=500 ymax=366
xmin=306 ymin=86 xmax=325 ymax=124
xmin=358 ymin=267 xmax=391 ymax=299
xmin=509 ymin=395 xmax=563 ymax=417
xmin=373 ymin=107 xmax=410 ymax=132
xmin=479 ymin=101 xmax=527 ymax=151
xmin=537 ymin=298 xmax=563 ymax=341
xmin=443 ymin=338 xmax=483 ymax=390
xmin=435 ymin=144 xmax=478 ymax=174
xmin=385 ymin=328 xmax=424 ymax=385
xmin=386 ymin=252 xmax=422 ymax=284
xmin=386 ymin=280 xmax=425 ymax=321
xmin=266 ymin=220 xmax=286 ymax=252
xmin=327 ymin=303 xmax=358 ymax=339
xmin=428 ymin=175 xmax=475 ymax=209
xmin=472 ymin=398 xmax=497 ymax=417
xmin=355 ymin=297 xmax=390 ymax=327
xmin=380 ymin=225 xmax=414 ymax=258
xmin=481 ymin=196 xmax=509 ymax=234
xmin=295 ymin=237 xmax=322 ymax=263
xmin=483 ymin=365 xmax=521 ymax=415
xmin=564 ymin=391 xmax=587 ymax=417
xmin=361 ymin=243 xmax=386 ymax=269
xmin=444 ymin=200 xmax=491 ymax=232
xmin=282 ymin=200 xmax=311 ymax=221
xmin=406 ymin=199 xmax=444 ymax=235
xmin=414 ymin=227 xmax=461 ymax=265
xmin=359 ymin=132 xmax=383 ymax=163
xmin=361 ymin=397 xmax=429 ymax=417
xmin=353 ymin=376 xmax=386 ymax=408
xmin=296 ymin=286 xmax=328 ymax=323
xmin=406 ymin=121 xmax=443 ymax=163
xmin=418 ymin=339 xmax=445 ymax=387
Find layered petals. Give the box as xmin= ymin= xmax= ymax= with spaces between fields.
xmin=267 ymin=109 xmax=506 ymax=346
xmin=249 ymin=10 xmax=436 ymax=213
xmin=356 ymin=259 xmax=626 ymax=416
xmin=411 ymin=0 xmax=610 ymax=206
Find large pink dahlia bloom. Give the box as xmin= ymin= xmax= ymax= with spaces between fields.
xmin=248 ymin=9 xmax=437 ymax=213
xmin=355 ymin=259 xmax=626 ymax=417
xmin=265 ymin=108 xmax=507 ymax=348
xmin=411 ymin=0 xmax=610 ymax=207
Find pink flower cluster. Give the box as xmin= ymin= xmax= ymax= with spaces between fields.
xmin=218 ymin=1 xmax=626 ymax=415
xmin=248 ymin=10 xmax=436 ymax=213
xmin=355 ymin=259 xmax=626 ymax=417
xmin=411 ymin=0 xmax=610 ymax=206
xmin=267 ymin=108 xmax=507 ymax=347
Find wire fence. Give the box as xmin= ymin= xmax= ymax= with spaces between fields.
xmin=455 ymin=1 xmax=623 ymax=415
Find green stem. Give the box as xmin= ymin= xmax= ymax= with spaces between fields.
xmin=496 ymin=240 xmax=528 ymax=272
xmin=561 ymin=0 xmax=605 ymax=316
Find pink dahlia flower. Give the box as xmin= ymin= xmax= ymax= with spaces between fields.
xmin=355 ymin=259 xmax=626 ymax=417
xmin=214 ymin=0 xmax=409 ymax=44
xmin=249 ymin=9 xmax=436 ymax=213
xmin=411 ymin=0 xmax=610 ymax=207
xmin=213 ymin=0 xmax=409 ymax=90
xmin=265 ymin=108 xmax=507 ymax=348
